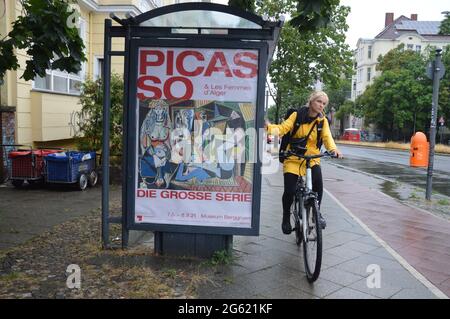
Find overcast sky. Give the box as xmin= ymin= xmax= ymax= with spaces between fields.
xmin=340 ymin=0 xmax=449 ymax=48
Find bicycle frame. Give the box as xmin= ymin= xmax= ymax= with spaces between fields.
xmin=298 ymin=159 xmax=317 ymax=243
xmin=283 ymin=148 xmax=337 ymax=282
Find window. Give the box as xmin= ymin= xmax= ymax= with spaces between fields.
xmin=407 ymin=44 xmax=414 ymax=50
xmin=357 ymin=69 xmax=362 ymax=82
xmin=94 ymin=57 xmax=104 ymax=81
xmin=32 ymin=18 xmax=86 ymax=95
xmin=416 ymin=45 xmax=422 ymax=52
xmin=367 ymin=67 xmax=372 ymax=82
xmin=368 ymin=45 xmax=372 ymax=59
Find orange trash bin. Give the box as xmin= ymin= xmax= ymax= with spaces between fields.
xmin=410 ymin=132 xmax=429 ymax=167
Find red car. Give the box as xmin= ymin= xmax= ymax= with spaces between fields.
xmin=342 ymin=128 xmax=361 ymax=141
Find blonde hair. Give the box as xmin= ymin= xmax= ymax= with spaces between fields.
xmin=307 ymin=91 xmax=329 ymax=107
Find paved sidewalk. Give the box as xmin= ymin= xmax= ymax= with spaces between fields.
xmin=196 ymin=162 xmax=442 ymax=299
xmin=323 ymin=162 xmax=450 ymax=298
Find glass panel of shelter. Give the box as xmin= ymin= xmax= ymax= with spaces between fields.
xmin=139 ymin=10 xmax=262 ymax=30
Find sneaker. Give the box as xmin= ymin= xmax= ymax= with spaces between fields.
xmin=282 ymin=213 xmax=292 ymax=234
xmin=318 ymin=213 xmax=327 ymax=229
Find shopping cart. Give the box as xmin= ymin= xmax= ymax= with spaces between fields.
xmin=1 ymin=144 xmax=61 ymax=188
xmin=45 ymin=151 xmax=97 ymax=190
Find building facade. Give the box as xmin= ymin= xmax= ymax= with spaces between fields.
xmin=0 ymin=0 xmax=177 ymax=149
xmin=350 ymin=13 xmax=450 ymax=130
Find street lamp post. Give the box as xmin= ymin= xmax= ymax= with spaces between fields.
xmin=425 ymin=49 xmax=445 ymax=200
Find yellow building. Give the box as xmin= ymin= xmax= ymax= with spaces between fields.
xmin=0 ymin=0 xmax=180 ymax=149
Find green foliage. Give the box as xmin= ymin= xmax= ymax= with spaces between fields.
xmin=355 ymin=45 xmax=437 ymax=141
xmin=228 ymin=0 xmax=255 ymax=13
xmin=266 ymin=105 xmax=278 ymax=123
xmin=205 ymin=250 xmax=234 ymax=266
xmin=0 ymin=0 xmax=86 ymax=81
xmin=438 ymin=47 xmax=450 ymax=126
xmin=335 ymin=100 xmax=354 ymax=121
xmin=257 ymin=0 xmax=353 ymax=122
xmin=290 ymin=0 xmax=340 ymax=32
xmin=76 ymin=74 xmax=124 ymax=158
xmin=439 ymin=12 xmax=450 ymax=35
xmin=324 ymin=77 xmax=352 ymax=112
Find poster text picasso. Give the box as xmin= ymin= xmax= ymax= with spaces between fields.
xmin=135 ymin=47 xmax=259 ymax=228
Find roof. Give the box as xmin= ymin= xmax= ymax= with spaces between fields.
xmin=375 ymin=15 xmax=443 ymax=40
xmin=395 ymin=20 xmax=441 ymax=35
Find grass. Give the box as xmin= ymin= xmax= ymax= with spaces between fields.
xmin=409 ymin=192 xmax=419 ymax=199
xmin=0 ymin=272 xmax=21 ymax=282
xmin=202 ymin=250 xmax=234 ymax=267
xmin=337 ymin=140 xmax=450 ymax=154
xmin=437 ymin=199 xmax=450 ymax=206
xmin=162 ymin=268 xmax=178 ymax=279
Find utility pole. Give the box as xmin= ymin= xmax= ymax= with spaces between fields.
xmin=425 ymin=49 xmax=445 ymax=200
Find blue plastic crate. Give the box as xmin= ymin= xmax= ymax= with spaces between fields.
xmin=45 ymin=151 xmax=96 ymax=183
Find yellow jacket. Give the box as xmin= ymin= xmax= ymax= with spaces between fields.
xmin=268 ymin=111 xmax=337 ymax=176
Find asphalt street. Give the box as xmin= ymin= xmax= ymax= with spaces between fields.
xmin=337 ymin=144 xmax=450 ymax=173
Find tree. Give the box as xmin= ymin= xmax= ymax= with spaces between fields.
xmin=324 ymin=76 xmax=351 ymax=113
xmin=435 ymin=46 xmax=450 ymax=137
xmin=76 ymin=74 xmax=124 ymax=163
xmin=355 ymin=45 xmax=433 ymax=141
xmin=321 ymin=76 xmax=351 ymax=133
xmin=439 ymin=12 xmax=450 ymax=35
xmin=259 ymin=0 xmax=353 ymax=123
xmin=228 ymin=0 xmax=255 ymax=13
xmin=290 ymin=0 xmax=341 ymax=32
xmin=334 ymin=99 xmax=354 ymax=132
xmin=0 ymin=0 xmax=86 ymax=81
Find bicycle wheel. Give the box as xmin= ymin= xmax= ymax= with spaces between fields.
xmin=291 ymin=196 xmax=302 ymax=246
xmin=302 ymin=200 xmax=322 ymax=283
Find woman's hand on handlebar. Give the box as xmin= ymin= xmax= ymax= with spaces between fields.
xmin=330 ymin=149 xmax=343 ymax=159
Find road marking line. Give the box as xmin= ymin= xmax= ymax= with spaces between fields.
xmin=324 ymin=188 xmax=448 ymax=299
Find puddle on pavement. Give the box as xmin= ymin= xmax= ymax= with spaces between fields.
xmin=337 ymin=158 xmax=450 ymax=197
xmin=380 ymin=180 xmax=404 ymax=201
xmin=334 ymin=158 xmax=450 ymax=220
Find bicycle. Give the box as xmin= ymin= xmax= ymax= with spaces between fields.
xmin=281 ymin=148 xmax=337 ymax=282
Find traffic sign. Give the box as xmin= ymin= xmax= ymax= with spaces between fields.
xmin=426 ymin=61 xmax=446 ymax=80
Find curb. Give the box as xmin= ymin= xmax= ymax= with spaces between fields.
xmin=336 ymin=142 xmax=450 ymax=157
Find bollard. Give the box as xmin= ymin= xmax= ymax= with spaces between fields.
xmin=410 ymin=132 xmax=429 ymax=167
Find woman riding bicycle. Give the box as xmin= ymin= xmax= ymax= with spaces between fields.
xmin=265 ymin=91 xmax=343 ymax=235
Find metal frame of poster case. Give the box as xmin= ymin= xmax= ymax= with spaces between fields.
xmin=126 ymin=39 xmax=268 ymax=236
xmin=101 ymin=2 xmax=282 ymax=248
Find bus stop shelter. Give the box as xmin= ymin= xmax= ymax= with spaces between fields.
xmin=101 ymin=2 xmax=282 ymax=257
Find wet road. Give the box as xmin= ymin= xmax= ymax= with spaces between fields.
xmin=334 ymin=144 xmax=450 ymax=197
xmin=337 ymin=144 xmax=450 ymax=173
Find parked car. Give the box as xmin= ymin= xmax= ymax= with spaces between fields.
xmin=342 ymin=128 xmax=361 ymax=141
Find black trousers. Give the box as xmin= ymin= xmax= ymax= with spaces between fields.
xmin=282 ymin=165 xmax=323 ymax=213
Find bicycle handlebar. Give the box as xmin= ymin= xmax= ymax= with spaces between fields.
xmin=281 ymin=148 xmax=338 ymax=160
